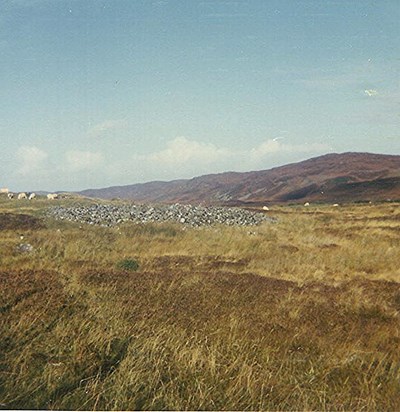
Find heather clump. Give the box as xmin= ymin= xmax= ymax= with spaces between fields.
xmin=1 ymin=199 xmax=400 ymax=410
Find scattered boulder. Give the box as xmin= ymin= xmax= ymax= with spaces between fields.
xmin=16 ymin=243 xmax=34 ymax=254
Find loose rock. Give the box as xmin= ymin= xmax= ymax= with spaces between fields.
xmin=48 ymin=203 xmax=276 ymax=228
xmin=16 ymin=243 xmax=34 ymax=253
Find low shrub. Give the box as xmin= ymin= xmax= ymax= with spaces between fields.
xmin=116 ymin=258 xmax=139 ymax=271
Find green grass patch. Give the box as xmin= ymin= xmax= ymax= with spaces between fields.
xmin=116 ymin=258 xmax=140 ymax=271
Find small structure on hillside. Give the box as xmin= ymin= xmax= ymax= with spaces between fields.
xmin=18 ymin=192 xmax=28 ymax=200
xmin=304 ymin=202 xmax=310 ymax=207
xmin=47 ymin=193 xmax=58 ymax=200
xmin=262 ymin=205 xmax=270 ymax=211
xmin=0 ymin=188 xmax=9 ymax=194
xmin=28 ymin=193 xmax=36 ymax=200
xmin=7 ymin=193 xmax=14 ymax=199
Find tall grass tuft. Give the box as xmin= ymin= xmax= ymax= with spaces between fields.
xmin=1 ymin=200 xmax=400 ymax=410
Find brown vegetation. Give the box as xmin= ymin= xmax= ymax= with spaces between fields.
xmin=79 ymin=152 xmax=400 ymax=205
xmin=0 ymin=198 xmax=400 ymax=410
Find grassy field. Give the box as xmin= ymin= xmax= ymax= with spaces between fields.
xmin=1 ymin=196 xmax=400 ymax=410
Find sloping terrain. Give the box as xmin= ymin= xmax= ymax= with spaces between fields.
xmin=1 ymin=199 xmax=400 ymax=410
xmin=78 ymin=152 xmax=400 ymax=205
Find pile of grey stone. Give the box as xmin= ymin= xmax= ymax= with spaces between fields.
xmin=48 ymin=203 xmax=275 ymax=227
xmin=16 ymin=243 xmax=34 ymax=254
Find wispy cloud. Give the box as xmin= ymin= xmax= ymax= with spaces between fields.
xmin=249 ymin=139 xmax=328 ymax=162
xmin=87 ymin=119 xmax=127 ymax=139
xmin=296 ymin=61 xmax=397 ymax=94
xmin=65 ymin=150 xmax=104 ymax=172
xmin=140 ymin=136 xmax=232 ymax=166
xmin=12 ymin=138 xmax=332 ymax=191
xmin=16 ymin=146 xmax=48 ymax=175
xmin=109 ymin=136 xmax=332 ymax=183
xmin=364 ymin=89 xmax=378 ymax=97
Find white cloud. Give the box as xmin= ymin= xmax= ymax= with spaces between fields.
xmin=114 ymin=136 xmax=331 ymax=183
xmin=364 ymin=89 xmax=378 ymax=97
xmin=250 ymin=139 xmax=282 ymax=157
xmin=65 ymin=150 xmax=104 ymax=172
xmin=13 ymin=138 xmax=332 ymax=190
xmin=138 ymin=136 xmax=328 ymax=167
xmin=16 ymin=146 xmax=48 ymax=175
xmin=124 ymin=137 xmax=235 ymax=182
xmin=142 ymin=136 xmax=232 ymax=165
xmin=249 ymin=139 xmax=330 ymax=163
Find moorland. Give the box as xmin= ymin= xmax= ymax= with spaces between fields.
xmin=1 ymin=196 xmax=400 ymax=410
xmin=79 ymin=152 xmax=400 ymax=205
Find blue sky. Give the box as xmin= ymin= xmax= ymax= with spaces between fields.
xmin=1 ymin=0 xmax=399 ymax=191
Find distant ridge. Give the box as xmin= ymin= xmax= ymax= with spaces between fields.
xmin=78 ymin=152 xmax=400 ymax=205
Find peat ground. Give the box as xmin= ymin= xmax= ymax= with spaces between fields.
xmin=0 ymin=197 xmax=400 ymax=410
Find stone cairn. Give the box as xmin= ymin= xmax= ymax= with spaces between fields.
xmin=48 ymin=203 xmax=275 ymax=228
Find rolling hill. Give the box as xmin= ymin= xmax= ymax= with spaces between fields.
xmin=78 ymin=152 xmax=400 ymax=205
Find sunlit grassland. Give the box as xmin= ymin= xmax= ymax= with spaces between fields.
xmin=1 ymin=196 xmax=400 ymax=410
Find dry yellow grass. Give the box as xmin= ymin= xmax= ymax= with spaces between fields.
xmin=1 ymin=197 xmax=400 ymax=410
